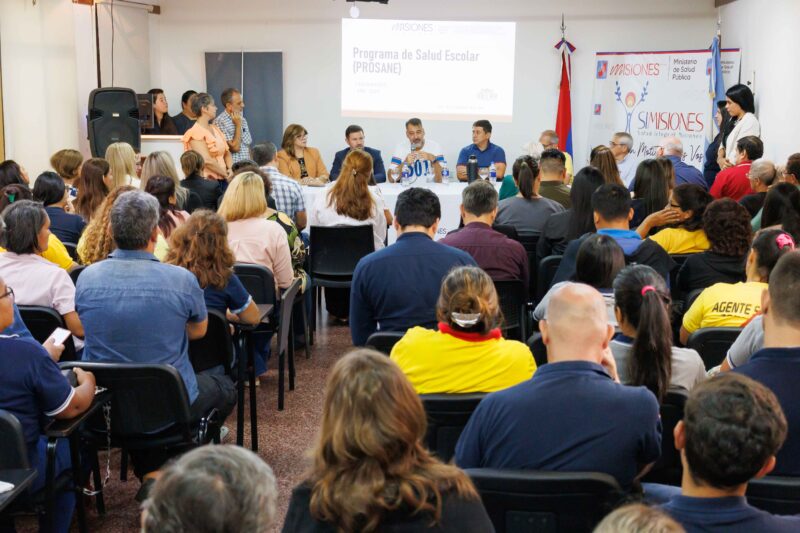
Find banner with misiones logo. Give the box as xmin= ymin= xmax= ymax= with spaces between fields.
xmin=588 ymin=49 xmax=741 ymax=170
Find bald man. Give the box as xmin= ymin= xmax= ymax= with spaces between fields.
xmin=455 ymin=284 xmax=662 ymax=491
xmin=657 ymin=136 xmax=706 ymax=189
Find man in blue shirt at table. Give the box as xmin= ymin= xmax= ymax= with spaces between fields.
xmin=657 ymin=136 xmax=707 ymax=189
xmin=77 ymin=190 xmax=236 ymax=486
xmin=456 ymin=120 xmax=507 ymax=182
xmin=330 ymin=125 xmax=386 ymax=183
xmin=349 ymin=187 xmax=476 ymax=346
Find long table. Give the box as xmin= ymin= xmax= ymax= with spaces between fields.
xmin=303 ymin=181 xmax=498 ymax=244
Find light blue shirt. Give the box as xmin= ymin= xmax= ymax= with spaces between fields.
xmin=76 ymin=249 xmax=207 ymax=402
xmin=617 ymin=153 xmax=638 ymax=188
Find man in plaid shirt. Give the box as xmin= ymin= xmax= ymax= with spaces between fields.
xmin=213 ymin=88 xmax=252 ymax=165
xmin=253 ymin=142 xmax=307 ymax=230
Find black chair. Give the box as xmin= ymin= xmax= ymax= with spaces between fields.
xmin=526 ymin=333 xmax=548 ymax=368
xmin=747 ymin=476 xmax=800 ymax=515
xmin=69 ymin=265 xmax=86 ymax=286
xmin=62 ymin=242 xmax=79 ymax=263
xmin=366 ymin=331 xmax=406 ymax=355
xmin=536 ymin=255 xmax=563 ymax=303
xmin=492 ymin=224 xmax=519 ymax=241
xmin=419 ymin=393 xmax=485 ymax=462
xmin=17 ymin=306 xmax=77 ymax=362
xmin=465 ymin=468 xmax=623 ymax=533
xmin=189 ymin=309 xmax=234 ymax=377
xmin=642 ymin=389 xmax=688 ymax=486
xmin=668 ymin=254 xmax=691 ymax=290
xmin=494 ymin=279 xmax=527 ymax=341
xmin=686 ymin=327 xmax=742 ymax=370
xmin=514 ymin=234 xmax=539 ymax=301
xmin=275 ymin=278 xmax=302 ymax=411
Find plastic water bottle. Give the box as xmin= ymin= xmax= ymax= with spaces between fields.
xmin=401 ymin=163 xmax=411 ymax=187
xmin=441 ymin=161 xmax=450 ymax=185
xmin=489 ymin=162 xmax=497 ymax=181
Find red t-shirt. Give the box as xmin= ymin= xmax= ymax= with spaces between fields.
xmin=710 ymin=162 xmax=753 ymax=201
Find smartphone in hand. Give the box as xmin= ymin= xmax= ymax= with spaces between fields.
xmin=47 ymin=327 xmax=71 ymax=346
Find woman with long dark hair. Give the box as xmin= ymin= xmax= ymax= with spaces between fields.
xmin=704 ymin=100 xmax=731 ymax=186
xmin=718 ymin=84 xmax=760 ymax=170
xmin=589 ymin=145 xmax=623 ymax=186
xmin=630 ymin=159 xmax=671 ymax=229
xmin=761 ymin=182 xmax=800 ymax=241
xmin=611 ymin=265 xmax=705 ymax=402
xmin=32 ymin=171 xmax=86 ymax=244
xmin=536 ymin=166 xmax=605 ymax=260
xmin=495 ymin=156 xmax=564 ymax=237
xmin=143 ymin=175 xmax=189 ymax=260
xmin=644 ymin=184 xmax=714 ymax=254
xmin=75 ymin=158 xmax=112 ymax=222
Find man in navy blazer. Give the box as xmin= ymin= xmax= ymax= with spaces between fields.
xmin=330 ymin=125 xmax=386 ymax=183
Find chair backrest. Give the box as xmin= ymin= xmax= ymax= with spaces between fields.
xmin=686 ymin=327 xmax=743 ymax=370
xmin=69 ymin=265 xmax=86 ymax=286
xmin=0 ymin=410 xmax=30 ymax=470
xmin=668 ymin=255 xmax=691 ymax=290
xmin=276 ymin=278 xmax=302 ymax=356
xmin=643 ymin=389 xmax=687 ymax=486
xmin=233 ymin=263 xmax=276 ymax=305
xmin=465 ymin=468 xmax=623 ymax=533
xmin=189 ymin=309 xmax=233 ymax=376
xmin=366 ymin=330 xmax=406 ymax=355
xmin=309 ymin=225 xmax=375 ymax=278
xmin=63 ymin=242 xmax=79 ymax=262
xmin=536 ymin=255 xmax=563 ymax=302
xmin=493 ymin=279 xmax=526 ymax=341
xmin=747 ymin=476 xmax=800 ymax=516
xmin=60 ymin=362 xmax=193 ymax=440
xmin=419 ymin=393 xmax=485 ymax=462
xmin=526 ymin=333 xmax=548 ymax=368
xmin=492 ymin=224 xmax=519 ymax=241
xmin=17 ymin=305 xmax=77 ymax=362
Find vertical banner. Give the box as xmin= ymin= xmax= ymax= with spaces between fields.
xmin=588 ymin=49 xmax=740 ymax=170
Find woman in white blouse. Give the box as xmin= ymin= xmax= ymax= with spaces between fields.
xmin=309 ymin=149 xmax=387 ymax=320
xmin=718 ymin=84 xmax=760 ymax=170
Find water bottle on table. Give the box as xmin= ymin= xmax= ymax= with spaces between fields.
xmin=441 ymin=161 xmax=450 ymax=185
xmin=467 ymin=155 xmax=478 ymax=183
xmin=401 ymin=163 xmax=411 ymax=187
xmin=489 ymin=162 xmax=497 ymax=181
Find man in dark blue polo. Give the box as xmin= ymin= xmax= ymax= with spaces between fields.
xmin=657 ymin=136 xmax=706 ymax=189
xmin=330 ymin=125 xmax=386 ymax=183
xmin=456 ymin=120 xmax=507 ymax=182
xmin=733 ymin=251 xmax=800 ymax=476
xmin=455 ymin=283 xmax=661 ymax=491
xmin=349 ymin=187 xmax=476 ymax=346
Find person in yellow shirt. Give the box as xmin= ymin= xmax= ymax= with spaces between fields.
xmin=680 ymin=228 xmax=795 ymax=344
xmin=637 ymin=184 xmax=713 ymax=255
xmin=391 ymin=266 xmax=535 ymax=394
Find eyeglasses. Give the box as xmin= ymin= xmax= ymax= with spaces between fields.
xmin=0 ymin=286 xmax=14 ymax=301
xmin=609 ymin=141 xmax=624 ymax=148
xmin=669 ymin=203 xmax=681 ymax=209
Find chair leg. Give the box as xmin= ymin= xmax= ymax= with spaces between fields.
xmin=90 ymin=447 xmax=105 ymax=516
xmin=288 ymin=319 xmax=296 ymax=391
xmin=44 ymin=438 xmax=58 ymax=532
xmin=248 ymin=339 xmax=258 ymax=452
xmin=68 ymin=435 xmax=88 ymax=533
xmin=278 ymin=348 xmax=285 ymax=411
xmin=236 ymin=333 xmax=247 ymax=448
xmin=301 ymin=295 xmax=312 ymax=355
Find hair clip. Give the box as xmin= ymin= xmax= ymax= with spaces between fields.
xmin=7 ymin=194 xmax=15 ymax=203
xmin=640 ymin=285 xmax=656 ymax=296
xmin=776 ymin=233 xmax=795 ymax=250
xmin=451 ymin=312 xmax=481 ymax=328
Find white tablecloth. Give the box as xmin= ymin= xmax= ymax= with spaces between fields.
xmin=303 ymin=182 xmax=489 ymax=244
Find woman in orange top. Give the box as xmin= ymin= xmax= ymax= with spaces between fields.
xmin=181 ymin=93 xmax=231 ymax=182
xmin=276 ymin=124 xmax=329 ymax=186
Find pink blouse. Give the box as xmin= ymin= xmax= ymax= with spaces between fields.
xmin=181 ymin=123 xmax=230 ymax=180
xmin=226 ymin=217 xmax=294 ymax=289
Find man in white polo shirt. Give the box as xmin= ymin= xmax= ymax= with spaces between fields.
xmin=389 ymin=118 xmax=445 ymax=183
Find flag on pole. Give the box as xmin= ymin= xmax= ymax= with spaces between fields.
xmin=708 ymin=34 xmax=725 ymax=142
xmin=554 ymin=38 xmax=576 ymax=157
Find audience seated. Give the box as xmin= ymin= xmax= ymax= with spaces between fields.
xmin=552 ymin=183 xmax=675 ymax=286
xmin=658 ymin=136 xmax=706 ymax=189
xmin=721 ymin=314 xmax=763 ymax=372
xmin=349 ymin=187 xmax=476 ymax=346
xmin=33 ymin=171 xmax=86 ymax=244
xmin=536 ymin=148 xmax=572 ymax=208
xmin=534 ymin=234 xmax=624 ymax=326
xmin=441 ymin=180 xmax=528 ymax=290
xmin=611 ymin=265 xmax=705 ymax=400
xmin=50 ymin=148 xmax=83 ymax=197
xmin=105 ymin=141 xmax=141 ymax=189
xmin=732 ymin=251 xmax=800 ymax=476
xmin=0 ymin=185 xmax=78 ymax=271
xmin=0 ymin=200 xmax=85 ymax=339
xmin=680 ymin=228 xmax=793 ymax=344
xmin=141 ymin=445 xmax=277 ymax=533
xmin=0 ymin=274 xmax=95 ymax=533
xmin=252 ymin=142 xmax=308 ymax=229
xmin=610 ymin=132 xmax=637 ymax=187
xmin=675 ymin=199 xmax=751 ymax=297
xmin=761 ymin=182 xmax=800 ymax=241
xmin=455 ymin=283 xmax=661 ymax=491
xmin=630 ymin=159 xmax=671 ymax=229
xmin=589 ymin=145 xmax=624 ymax=186
xmin=141 ymin=151 xmax=200 ymax=212
xmin=391 ymin=266 xmax=535 ymax=394
xmin=536 ymin=166 xmax=605 ymax=260
xmin=594 ymin=503 xmax=684 ymax=533
xmin=77 ymin=190 xmax=236 ymax=486
xmin=77 ymin=185 xmax=136 ymax=265
xmin=179 ymin=150 xmax=223 ymax=211
xmin=181 ymin=92 xmax=232 ymax=181
xmin=641 ymin=184 xmax=713 ymax=255
xmin=0 ymin=159 xmax=29 ymax=189
xmin=710 ymin=136 xmax=762 ymax=201
xmin=739 ymin=159 xmax=776 ymax=218
xmin=144 ymin=175 xmax=190 ymax=261
xmin=494 ymin=155 xmax=565 ymax=237
xmin=283 ymin=349 xmax=493 ymax=531
xmin=74 ymin=157 xmax=111 ymax=222
xmin=277 ymin=123 xmax=329 ymax=186
xmin=660 ymin=373 xmax=800 ymax=532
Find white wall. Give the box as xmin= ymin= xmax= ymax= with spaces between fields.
xmin=721 ymin=0 xmax=800 ymax=163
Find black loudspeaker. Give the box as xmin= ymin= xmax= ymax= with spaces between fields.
xmin=88 ymin=87 xmax=141 ymax=157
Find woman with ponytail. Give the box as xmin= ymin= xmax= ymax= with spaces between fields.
xmin=611 ymin=265 xmax=705 ymax=401
xmin=495 ymin=155 xmax=564 ymax=237
xmin=391 ymin=266 xmax=535 ymax=394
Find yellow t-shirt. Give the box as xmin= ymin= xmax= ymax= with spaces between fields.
xmin=0 ymin=234 xmax=73 ymax=270
xmin=682 ymin=281 xmax=767 ymax=333
xmin=650 ymin=228 xmax=710 ymax=255
xmin=390 ymin=326 xmax=536 ymax=394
